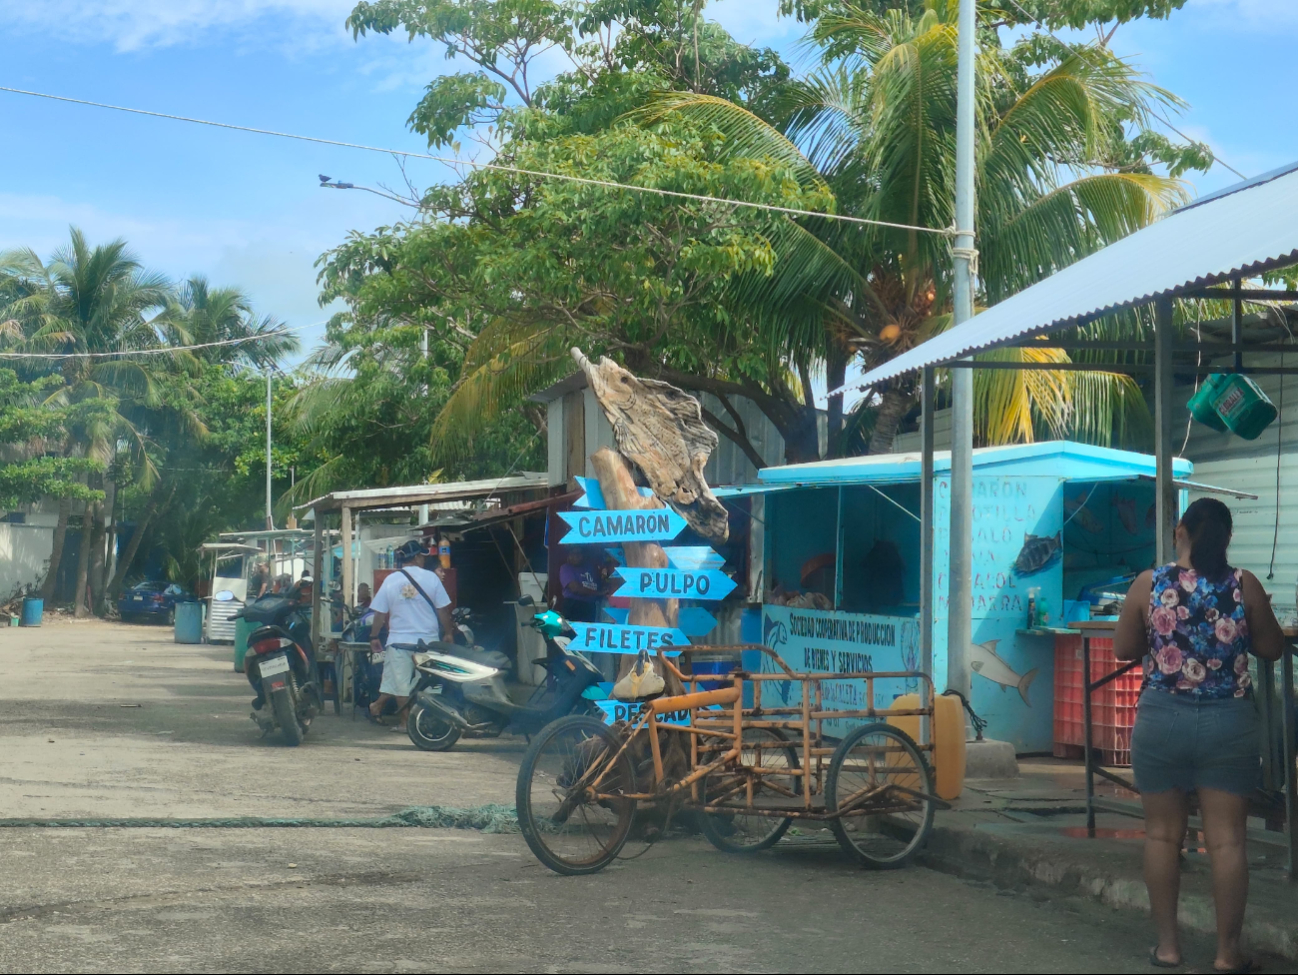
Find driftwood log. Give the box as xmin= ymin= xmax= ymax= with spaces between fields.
xmin=573 ymin=349 xmax=729 ymax=544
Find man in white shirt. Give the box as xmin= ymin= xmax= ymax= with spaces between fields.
xmin=367 ymin=542 xmax=454 ymax=727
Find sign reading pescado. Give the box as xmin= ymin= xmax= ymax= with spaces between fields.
xmin=558 ymin=508 xmax=687 ymax=544
xmin=572 ymin=622 xmax=686 ymax=654
xmin=611 ymin=567 xmax=737 ymax=601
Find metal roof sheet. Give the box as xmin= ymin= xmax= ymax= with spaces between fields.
xmin=843 ymin=163 xmax=1298 ymax=390
xmin=300 ymin=473 xmax=549 ymax=512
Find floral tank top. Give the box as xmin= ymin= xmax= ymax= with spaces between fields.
xmin=1145 ymin=563 xmax=1252 ymax=698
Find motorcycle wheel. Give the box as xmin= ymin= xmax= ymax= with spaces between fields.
xmin=407 ymin=703 xmax=461 ymax=752
xmin=271 ymin=685 xmax=304 ymax=747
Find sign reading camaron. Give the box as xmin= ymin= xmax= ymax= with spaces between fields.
xmin=557 ymin=508 xmax=687 ymax=544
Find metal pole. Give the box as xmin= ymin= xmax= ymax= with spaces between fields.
xmin=1232 ymin=277 xmax=1243 ymax=374
xmin=340 ymin=506 xmax=353 ymax=610
xmin=265 ymin=370 xmax=274 ymax=531
xmin=946 ymin=0 xmax=977 ymax=700
xmin=920 ymin=366 xmax=936 ymax=743
xmin=1155 ymin=298 xmax=1177 ymax=563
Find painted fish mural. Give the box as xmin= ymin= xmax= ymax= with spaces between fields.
xmin=1064 ymin=492 xmax=1104 ymax=534
xmin=1013 ymin=532 xmax=1061 ymax=576
xmin=970 ymin=640 xmax=1038 ymax=707
xmin=1112 ymin=495 xmax=1140 ymax=536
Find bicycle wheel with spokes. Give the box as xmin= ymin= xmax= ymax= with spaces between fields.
xmin=697 ymin=727 xmax=799 ymax=853
xmin=516 ymin=715 xmax=636 ymax=876
xmin=826 ymin=723 xmax=934 ymax=869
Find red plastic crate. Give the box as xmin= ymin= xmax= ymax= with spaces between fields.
xmin=1052 ymin=636 xmax=1142 ymax=767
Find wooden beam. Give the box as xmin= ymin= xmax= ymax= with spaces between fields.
xmin=1180 ymin=287 xmax=1298 ymax=301
xmin=340 ymin=505 xmax=353 ymax=610
xmin=1155 ymin=297 xmax=1176 ymax=565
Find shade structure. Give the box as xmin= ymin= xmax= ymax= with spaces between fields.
xmin=839 ymin=161 xmax=1298 ymax=391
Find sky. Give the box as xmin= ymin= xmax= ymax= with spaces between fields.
xmin=0 ymin=0 xmax=1294 ymax=371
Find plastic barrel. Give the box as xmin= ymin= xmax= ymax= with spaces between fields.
xmin=890 ymin=692 xmax=967 ymax=801
xmin=20 ymin=597 xmax=43 ymax=627
xmin=174 ymin=601 xmax=203 ymax=644
xmin=233 ymin=617 xmax=255 ymax=673
xmin=691 ymin=650 xmax=740 ymax=690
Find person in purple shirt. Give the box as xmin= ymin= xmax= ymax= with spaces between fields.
xmin=560 ymin=549 xmax=601 ymax=622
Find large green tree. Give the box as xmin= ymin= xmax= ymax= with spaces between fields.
xmin=328 ymin=0 xmax=1210 ymax=466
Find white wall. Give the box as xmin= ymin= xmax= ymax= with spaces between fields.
xmin=1183 ymin=366 xmax=1298 ymax=617
xmin=0 ymin=522 xmax=53 ymax=600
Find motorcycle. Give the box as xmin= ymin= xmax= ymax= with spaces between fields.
xmin=236 ymin=592 xmax=323 ymax=746
xmin=403 ymin=598 xmax=604 ymax=752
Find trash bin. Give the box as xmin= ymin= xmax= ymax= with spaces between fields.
xmin=20 ymin=597 xmax=43 ymax=627
xmin=234 ymin=617 xmax=255 ymax=673
xmin=174 ymin=600 xmax=203 ymax=644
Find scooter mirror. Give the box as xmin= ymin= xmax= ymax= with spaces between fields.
xmin=517 ymin=594 xmax=535 ymax=607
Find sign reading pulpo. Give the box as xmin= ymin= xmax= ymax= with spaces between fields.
xmin=558 ymin=481 xmax=732 ymax=668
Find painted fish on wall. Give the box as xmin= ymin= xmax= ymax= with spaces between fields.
xmin=1064 ymin=491 xmax=1105 ymax=534
xmin=969 ymin=640 xmax=1039 ymax=706
xmin=1012 ymin=532 xmax=1061 ymax=576
xmin=1112 ymin=495 xmax=1140 ymax=536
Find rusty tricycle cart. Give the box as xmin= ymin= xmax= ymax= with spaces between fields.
xmin=515 ymin=645 xmax=946 ymax=875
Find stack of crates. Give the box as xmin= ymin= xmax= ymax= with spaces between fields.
xmin=1053 ymin=635 xmax=1143 ymax=766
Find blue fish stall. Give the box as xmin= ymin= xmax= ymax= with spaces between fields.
xmin=728 ymin=441 xmax=1194 ymax=754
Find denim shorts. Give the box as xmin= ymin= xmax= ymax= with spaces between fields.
xmin=1131 ymin=688 xmax=1261 ymax=796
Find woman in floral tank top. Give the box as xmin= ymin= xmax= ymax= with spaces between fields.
xmin=1115 ymin=499 xmax=1285 ymax=972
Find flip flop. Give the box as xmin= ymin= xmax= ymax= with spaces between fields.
xmin=1149 ymin=948 xmax=1181 ymax=968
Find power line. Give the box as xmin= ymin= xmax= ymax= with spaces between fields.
xmin=0 ymin=323 xmax=316 ymax=359
xmin=0 ymin=85 xmax=953 ymax=237
xmin=1000 ymin=0 xmax=1248 ymax=181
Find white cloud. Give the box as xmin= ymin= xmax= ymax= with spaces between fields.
xmin=0 ymin=0 xmax=358 ymax=52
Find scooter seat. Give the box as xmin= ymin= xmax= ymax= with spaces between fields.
xmin=424 ymin=641 xmax=511 ymax=671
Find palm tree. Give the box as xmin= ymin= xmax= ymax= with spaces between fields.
xmin=2 ymin=228 xmax=179 ymax=614
xmin=646 ymin=2 xmax=1185 ymax=452
xmin=164 ymin=276 xmax=298 ymax=370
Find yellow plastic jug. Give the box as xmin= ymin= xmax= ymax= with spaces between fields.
xmin=889 ymin=692 xmax=966 ymax=801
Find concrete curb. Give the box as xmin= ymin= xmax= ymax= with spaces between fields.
xmin=919 ymin=819 xmax=1298 ymax=961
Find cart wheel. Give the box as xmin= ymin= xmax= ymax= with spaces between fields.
xmin=516 ymin=715 xmax=636 ymax=876
xmin=825 ymin=723 xmax=934 ymax=869
xmin=697 ymin=727 xmax=798 ymax=854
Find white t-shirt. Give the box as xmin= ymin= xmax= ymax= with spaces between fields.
xmin=370 ymin=566 xmax=452 ymax=647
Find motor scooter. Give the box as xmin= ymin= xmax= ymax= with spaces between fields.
xmin=236 ymin=592 xmax=322 ymax=746
xmin=403 ymin=598 xmax=604 ymax=751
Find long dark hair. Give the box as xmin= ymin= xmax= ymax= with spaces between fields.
xmin=1179 ymin=497 xmax=1233 ymax=578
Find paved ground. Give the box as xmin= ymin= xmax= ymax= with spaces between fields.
xmin=0 ymin=621 xmax=1290 ymax=973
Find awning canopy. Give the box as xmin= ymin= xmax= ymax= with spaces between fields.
xmin=300 ymin=473 xmax=549 ymax=513
xmin=845 ymin=161 xmax=1298 ymax=389
xmin=756 ymin=441 xmax=1192 ymax=487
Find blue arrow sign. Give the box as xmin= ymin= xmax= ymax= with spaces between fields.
xmin=602 ymin=607 xmax=628 ymax=624
xmin=572 ymin=477 xmax=655 ymax=510
xmin=663 ymin=546 xmax=726 ymax=571
xmin=595 ymin=699 xmax=719 ymax=726
xmin=612 ymin=567 xmax=736 ymax=601
xmin=571 ymin=623 xmax=686 ymax=655
xmin=558 ymin=509 xmax=687 ymax=544
xmin=677 ymin=607 xmax=718 ymax=636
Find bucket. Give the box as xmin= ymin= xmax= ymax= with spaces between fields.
xmin=234 ymin=617 xmax=255 ymax=673
xmin=1187 ymin=373 xmax=1278 ymax=440
xmin=174 ymin=601 xmax=203 ymax=644
xmin=691 ymin=650 xmax=740 ymax=690
xmin=20 ymin=597 xmax=43 ymax=627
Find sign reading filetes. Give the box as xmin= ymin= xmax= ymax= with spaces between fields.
xmin=559 ymin=477 xmax=731 ymax=661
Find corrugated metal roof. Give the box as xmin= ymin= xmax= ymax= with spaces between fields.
xmin=844 ymin=163 xmax=1298 ymax=390
xmin=300 ymin=473 xmax=549 ymax=513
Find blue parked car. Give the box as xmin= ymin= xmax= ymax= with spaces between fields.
xmin=118 ymin=581 xmax=194 ymax=625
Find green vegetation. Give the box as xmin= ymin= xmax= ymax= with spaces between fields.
xmin=325 ymin=0 xmax=1214 ymax=466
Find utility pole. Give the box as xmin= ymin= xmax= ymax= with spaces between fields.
xmin=265 ymin=369 xmax=274 ymax=531
xmin=946 ymin=0 xmax=977 ymax=701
